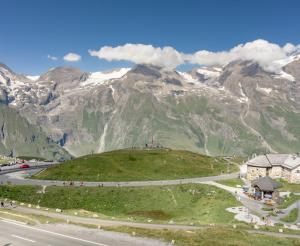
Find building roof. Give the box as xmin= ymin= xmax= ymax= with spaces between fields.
xmin=246 ymin=154 xmax=300 ymax=170
xmin=252 ymin=176 xmax=281 ymax=192
xmin=282 ymin=155 xmax=300 ymax=169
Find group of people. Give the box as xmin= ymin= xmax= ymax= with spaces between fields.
xmin=62 ymin=181 xmax=84 ymax=186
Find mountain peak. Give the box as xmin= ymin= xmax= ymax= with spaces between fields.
xmin=129 ymin=64 xmax=163 ymax=78
xmin=38 ymin=66 xmax=89 ymax=84
xmin=0 ymin=63 xmax=14 ymax=74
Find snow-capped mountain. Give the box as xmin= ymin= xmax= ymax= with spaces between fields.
xmin=0 ymin=54 xmax=300 ymax=158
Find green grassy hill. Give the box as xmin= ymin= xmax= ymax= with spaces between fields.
xmin=33 ymin=149 xmax=238 ymax=182
xmin=0 ymin=184 xmax=240 ymax=224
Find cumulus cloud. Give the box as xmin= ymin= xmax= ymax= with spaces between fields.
xmin=47 ymin=54 xmax=58 ymax=61
xmin=89 ymin=40 xmax=300 ymax=73
xmin=186 ymin=39 xmax=300 ymax=73
xmin=63 ymin=52 xmax=81 ymax=62
xmin=89 ymin=44 xmax=184 ymax=69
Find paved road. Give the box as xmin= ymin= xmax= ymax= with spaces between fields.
xmin=276 ymin=200 xmax=300 ymax=223
xmin=200 ymin=181 xmax=270 ymax=218
xmin=2 ymin=206 xmax=300 ymax=242
xmin=0 ymin=161 xmax=59 ymax=173
xmin=0 ymin=168 xmax=239 ymax=187
xmin=0 ymin=217 xmax=167 ymax=246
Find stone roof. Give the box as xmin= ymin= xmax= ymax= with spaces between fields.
xmin=246 ymin=154 xmax=300 ymax=170
xmin=252 ymin=176 xmax=281 ymax=192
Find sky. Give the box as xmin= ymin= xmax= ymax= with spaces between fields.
xmin=1 ymin=0 xmax=300 ymax=75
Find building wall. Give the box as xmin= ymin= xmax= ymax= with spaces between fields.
xmin=246 ymin=164 xmax=299 ymax=183
xmin=269 ymin=166 xmax=282 ymax=179
xmin=246 ymin=166 xmax=267 ymax=181
xmin=282 ymin=168 xmax=291 ymax=182
xmin=289 ymin=166 xmax=300 ymax=184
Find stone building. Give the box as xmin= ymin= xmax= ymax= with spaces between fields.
xmin=246 ymin=154 xmax=300 ymax=183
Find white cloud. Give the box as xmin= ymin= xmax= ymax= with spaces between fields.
xmin=63 ymin=53 xmax=81 ymax=62
xmin=186 ymin=39 xmax=300 ymax=73
xmin=89 ymin=40 xmax=300 ymax=73
xmin=47 ymin=54 xmax=58 ymax=61
xmin=89 ymin=44 xmax=184 ymax=69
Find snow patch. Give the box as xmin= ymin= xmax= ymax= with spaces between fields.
xmin=273 ymin=53 xmax=300 ymax=67
xmin=274 ymin=71 xmax=295 ymax=82
xmin=238 ymin=82 xmax=249 ymax=103
xmin=196 ymin=67 xmax=222 ymax=79
xmin=109 ymin=85 xmax=116 ymax=101
xmin=256 ymin=85 xmax=273 ymax=94
xmin=81 ymin=68 xmax=131 ymax=86
xmin=26 ymin=75 xmax=39 ymax=81
xmin=178 ymin=71 xmax=199 ymax=83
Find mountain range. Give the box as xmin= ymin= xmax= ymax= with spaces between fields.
xmin=0 ymin=53 xmax=300 ymax=159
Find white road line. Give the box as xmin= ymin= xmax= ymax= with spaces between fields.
xmin=0 ymin=217 xmax=27 ymax=225
xmin=2 ymin=220 xmax=109 ymax=246
xmin=11 ymin=234 xmax=36 ymax=242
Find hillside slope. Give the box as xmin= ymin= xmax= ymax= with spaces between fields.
xmin=1 ymin=58 xmax=300 ymax=157
xmin=0 ymin=105 xmax=71 ymax=160
xmin=33 ymin=149 xmax=237 ymax=181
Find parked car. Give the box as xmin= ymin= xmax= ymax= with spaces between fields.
xmin=20 ymin=164 xmax=30 ymax=169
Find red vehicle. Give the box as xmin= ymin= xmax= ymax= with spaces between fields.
xmin=20 ymin=164 xmax=30 ymax=169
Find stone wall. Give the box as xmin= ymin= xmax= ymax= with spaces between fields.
xmin=282 ymin=167 xmax=291 ymax=182
xmin=289 ymin=166 xmax=300 ymax=184
xmin=246 ymin=165 xmax=300 ymax=183
xmin=246 ymin=166 xmax=267 ymax=181
xmin=269 ymin=166 xmax=282 ymax=179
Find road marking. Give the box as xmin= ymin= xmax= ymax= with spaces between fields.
xmin=2 ymin=220 xmax=109 ymax=246
xmin=11 ymin=234 xmax=36 ymax=242
xmin=0 ymin=217 xmax=27 ymax=225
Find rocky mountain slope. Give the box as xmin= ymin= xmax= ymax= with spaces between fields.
xmin=0 ymin=104 xmax=71 ymax=160
xmin=0 ymin=54 xmax=299 ymax=157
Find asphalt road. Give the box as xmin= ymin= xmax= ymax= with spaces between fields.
xmin=0 ymin=161 xmax=58 ymax=173
xmin=0 ymin=217 xmax=167 ymax=246
xmin=0 ymin=168 xmax=239 ymax=187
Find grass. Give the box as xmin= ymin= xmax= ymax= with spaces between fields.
xmin=32 ymin=149 xmax=238 ymax=182
xmin=225 ymin=156 xmax=248 ymax=165
xmin=281 ymin=208 xmax=299 ymax=223
xmin=216 ymin=178 xmax=244 ymax=187
xmin=278 ymin=179 xmax=300 ymax=193
xmin=278 ymin=194 xmax=300 ymax=209
xmin=103 ymin=226 xmax=300 ymax=246
xmin=0 ymin=155 xmax=14 ymax=165
xmin=0 ymin=183 xmax=240 ymax=224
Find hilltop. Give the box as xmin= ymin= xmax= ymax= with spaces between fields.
xmin=33 ymin=149 xmax=238 ymax=181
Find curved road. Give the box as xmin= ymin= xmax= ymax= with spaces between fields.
xmin=0 ymin=167 xmax=239 ymax=187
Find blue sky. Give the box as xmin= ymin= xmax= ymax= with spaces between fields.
xmin=1 ymin=0 xmax=300 ymax=74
